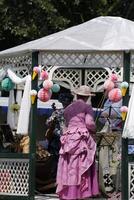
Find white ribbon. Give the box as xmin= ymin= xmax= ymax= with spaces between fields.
xmin=7 ymin=69 xmax=27 ymax=84
xmin=17 ymin=75 xmax=31 ymax=135
xmin=122 ymin=85 xmax=134 ymax=138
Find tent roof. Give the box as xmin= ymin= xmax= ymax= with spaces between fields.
xmin=1 ymin=16 xmax=134 ymax=56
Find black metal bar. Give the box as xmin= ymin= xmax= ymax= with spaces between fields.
xmin=121 ymin=51 xmax=131 ymax=200
xmin=29 ymin=51 xmax=38 ymax=200
xmin=0 ymin=153 xmax=29 ymax=158
xmin=0 ymin=196 xmax=30 ymax=200
xmin=81 ymin=68 xmax=85 ymax=85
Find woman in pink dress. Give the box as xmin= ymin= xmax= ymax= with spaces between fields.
xmin=56 ymin=85 xmax=99 ymax=200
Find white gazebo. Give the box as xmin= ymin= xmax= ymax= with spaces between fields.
xmin=0 ymin=16 xmax=134 ymax=200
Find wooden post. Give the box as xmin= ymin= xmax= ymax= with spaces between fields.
xmin=29 ymin=51 xmax=38 ymax=199
xmin=121 ymin=51 xmax=130 ymax=200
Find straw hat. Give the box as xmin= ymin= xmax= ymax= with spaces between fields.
xmin=74 ymin=85 xmax=95 ymax=96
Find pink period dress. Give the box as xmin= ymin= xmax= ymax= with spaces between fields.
xmin=56 ymin=100 xmax=99 ymax=200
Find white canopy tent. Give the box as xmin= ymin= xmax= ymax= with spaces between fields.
xmin=1 ymin=16 xmax=134 ymax=94
xmin=1 ymin=16 xmax=134 ymax=56
xmin=0 ymin=16 xmax=134 ymax=200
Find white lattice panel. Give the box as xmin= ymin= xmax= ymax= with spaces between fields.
xmin=0 ymin=159 xmax=29 ymax=196
xmin=85 ymin=67 xmax=122 ymax=92
xmin=85 ymin=68 xmax=109 ymax=92
xmin=14 ymin=66 xmax=30 ymax=78
xmin=40 ymin=51 xmax=123 ymax=68
xmin=52 ymin=68 xmax=82 ymax=89
xmin=0 ymin=53 xmax=32 ymax=77
xmin=50 ymin=67 xmax=122 ymax=92
xmin=129 ymin=163 xmax=134 ymax=199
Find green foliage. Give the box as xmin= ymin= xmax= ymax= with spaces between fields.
xmin=0 ymin=0 xmax=69 ymax=49
xmin=0 ymin=0 xmax=134 ymax=50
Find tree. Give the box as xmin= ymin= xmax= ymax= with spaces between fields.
xmin=0 ymin=0 xmax=69 ymax=50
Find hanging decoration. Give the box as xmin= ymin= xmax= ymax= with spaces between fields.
xmin=7 ymin=69 xmax=27 ymax=84
xmin=31 ymin=65 xmax=60 ymax=102
xmin=103 ymin=73 xmax=122 ymax=103
xmin=10 ymin=103 xmax=20 ymax=113
xmin=108 ymin=88 xmax=122 ymax=102
xmin=38 ymin=88 xmax=52 ymax=102
xmin=30 ymin=89 xmax=37 ymax=104
xmin=17 ymin=75 xmax=31 ymax=135
xmin=52 ymin=84 xmax=61 ymax=93
xmin=32 ymin=66 xmax=41 ymax=80
xmin=120 ymin=106 xmax=128 ymax=121
xmin=43 ymin=80 xmax=53 ymax=90
xmin=103 ymin=73 xmax=130 ymax=123
xmin=0 ymin=64 xmax=60 ymax=136
xmin=109 ymin=73 xmax=118 ymax=82
xmin=121 ymin=81 xmax=129 ymax=96
xmin=103 ymin=80 xmax=115 ymax=92
xmin=1 ymin=77 xmax=15 ymax=91
xmin=40 ymin=70 xmax=49 ymax=80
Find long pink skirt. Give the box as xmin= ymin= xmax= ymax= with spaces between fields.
xmin=57 ymin=158 xmax=99 ymax=200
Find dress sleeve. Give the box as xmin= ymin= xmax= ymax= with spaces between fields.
xmin=85 ymin=113 xmax=96 ymax=134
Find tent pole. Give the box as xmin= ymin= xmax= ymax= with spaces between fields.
xmin=29 ymin=51 xmax=39 ymax=199
xmin=121 ymin=51 xmax=130 ymax=200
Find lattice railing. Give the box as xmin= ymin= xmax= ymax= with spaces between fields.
xmin=129 ymin=163 xmax=134 ymax=199
xmin=0 ymin=51 xmax=134 ymax=83
xmin=0 ymin=159 xmax=29 ymax=196
xmin=40 ymin=51 xmax=123 ymax=68
xmin=40 ymin=51 xmax=124 ymax=91
xmin=0 ymin=53 xmax=32 ymax=78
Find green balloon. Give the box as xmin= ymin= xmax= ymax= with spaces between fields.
xmin=52 ymin=84 xmax=60 ymax=93
xmin=1 ymin=78 xmax=15 ymax=91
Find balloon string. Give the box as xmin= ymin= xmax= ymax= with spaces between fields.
xmin=95 ymin=93 xmax=106 ymax=123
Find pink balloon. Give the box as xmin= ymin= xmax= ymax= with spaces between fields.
xmin=43 ymin=80 xmax=53 ymax=90
xmin=108 ymin=88 xmax=122 ymax=102
xmin=40 ymin=70 xmax=48 ymax=80
xmin=38 ymin=88 xmax=52 ymax=102
xmin=109 ymin=73 xmax=118 ymax=82
xmin=104 ymin=80 xmax=115 ymax=92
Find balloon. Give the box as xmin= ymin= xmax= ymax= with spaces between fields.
xmin=109 ymin=73 xmax=118 ymax=82
xmin=40 ymin=70 xmax=48 ymax=80
xmin=104 ymin=80 xmax=114 ymax=92
xmin=108 ymin=88 xmax=122 ymax=102
xmin=52 ymin=84 xmax=60 ymax=93
xmin=38 ymin=88 xmax=52 ymax=102
xmin=43 ymin=80 xmax=53 ymax=90
xmin=1 ymin=78 xmax=15 ymax=91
